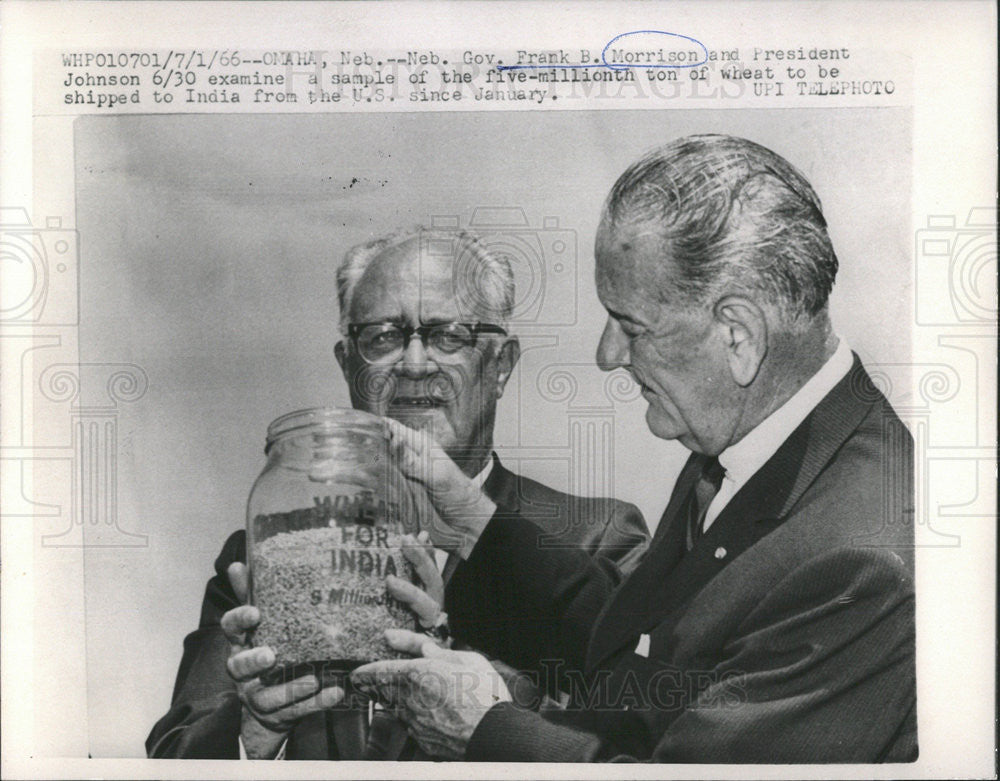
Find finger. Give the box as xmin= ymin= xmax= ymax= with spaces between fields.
xmin=409 ymin=492 xmax=465 ymax=549
xmin=227 ymin=562 xmax=249 ymax=604
xmin=401 ymin=535 xmax=442 ymax=593
xmin=352 ymin=658 xmax=415 ymax=679
xmin=403 ymin=432 xmax=436 ymax=481
xmin=386 ymin=576 xmax=440 ymax=627
xmin=247 ymin=674 xmax=320 ymax=714
xmin=388 ymin=421 xmax=446 ymax=480
xmin=414 ymin=531 xmax=449 ymax=578
xmin=227 ymin=646 xmax=275 ymax=682
xmin=402 ymin=531 xmax=438 ymax=564
xmin=256 ymin=685 xmax=345 ymax=727
xmin=384 ymin=418 xmax=411 ymax=464
xmin=420 ymin=640 xmax=451 ymax=660
xmin=405 ymin=483 xmax=463 ymax=550
xmin=220 ymin=604 xmax=260 ymax=646
xmin=385 ymin=627 xmax=440 ymax=657
xmin=383 ymin=416 xmax=412 ymax=439
xmin=385 ymin=417 xmax=423 ymax=459
xmin=395 ymin=442 xmax=428 ymax=484
xmin=406 ymin=422 xmax=444 ymax=455
xmin=350 ymin=664 xmax=411 ymax=706
xmin=351 ymin=658 xmax=422 ymax=689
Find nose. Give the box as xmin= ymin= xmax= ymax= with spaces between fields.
xmin=397 ymin=332 xmax=435 ymax=378
xmin=596 ymin=317 xmax=629 ymax=372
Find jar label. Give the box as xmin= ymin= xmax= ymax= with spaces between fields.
xmin=251 ymin=490 xmax=403 ymax=542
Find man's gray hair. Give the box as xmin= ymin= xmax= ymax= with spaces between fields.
xmin=336 ymin=227 xmax=515 ymax=336
xmin=600 ymin=134 xmax=839 ymax=324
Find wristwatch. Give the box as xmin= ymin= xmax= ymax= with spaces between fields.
xmin=420 ymin=611 xmax=450 ymax=644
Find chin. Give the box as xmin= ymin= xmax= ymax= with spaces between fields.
xmin=645 ymin=406 xmax=685 ymax=442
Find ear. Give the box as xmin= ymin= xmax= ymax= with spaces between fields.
xmin=712 ymin=296 xmax=767 ymax=387
xmin=494 ymin=336 xmax=521 ymax=398
xmin=334 ymin=340 xmax=348 ymax=376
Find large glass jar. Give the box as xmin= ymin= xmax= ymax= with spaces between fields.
xmin=247 ymin=407 xmax=418 ymax=684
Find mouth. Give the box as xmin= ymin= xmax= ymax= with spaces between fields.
xmin=629 ymin=371 xmax=653 ymax=396
xmin=387 ymin=396 xmax=445 ymax=411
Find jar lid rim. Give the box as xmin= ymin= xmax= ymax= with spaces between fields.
xmin=265 ymin=407 xmax=384 ymax=445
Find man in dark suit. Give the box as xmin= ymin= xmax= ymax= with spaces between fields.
xmin=146 ymin=228 xmax=648 ymax=759
xmin=352 ymin=135 xmax=917 ymax=763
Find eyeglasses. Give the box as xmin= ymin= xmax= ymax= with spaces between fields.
xmin=347 ymin=322 xmax=508 ymax=364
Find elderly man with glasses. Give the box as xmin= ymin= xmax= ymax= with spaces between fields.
xmin=146 ymin=227 xmax=649 ymax=760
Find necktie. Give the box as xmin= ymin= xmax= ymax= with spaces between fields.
xmin=685 ymin=456 xmax=726 ymax=551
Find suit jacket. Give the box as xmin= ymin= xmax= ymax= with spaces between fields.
xmin=448 ymin=357 xmax=917 ymax=763
xmin=145 ymin=455 xmax=648 ymax=759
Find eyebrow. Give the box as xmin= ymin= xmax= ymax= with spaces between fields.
xmin=419 ymin=318 xmax=462 ymax=326
xmin=359 ymin=318 xmax=463 ymax=327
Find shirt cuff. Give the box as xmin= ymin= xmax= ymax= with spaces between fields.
xmin=239 ymin=733 xmax=288 ymax=760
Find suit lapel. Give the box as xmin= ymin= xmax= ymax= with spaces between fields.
xmin=586 ymin=356 xmax=879 ymax=670
xmin=584 ymin=453 xmax=703 ymax=669
xmin=482 ymin=454 xmax=522 ymax=514
xmin=777 ymin=355 xmax=882 ymax=518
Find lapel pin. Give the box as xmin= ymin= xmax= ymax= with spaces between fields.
xmin=714 ymin=547 xmax=727 ymax=560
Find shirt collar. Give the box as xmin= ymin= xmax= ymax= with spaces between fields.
xmin=718 ymin=338 xmax=853 ymax=488
xmin=470 ymin=456 xmax=494 ymax=489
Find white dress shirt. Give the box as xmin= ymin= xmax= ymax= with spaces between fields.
xmin=703 ymin=338 xmax=853 ymax=533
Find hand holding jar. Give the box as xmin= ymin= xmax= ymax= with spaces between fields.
xmin=383 ymin=417 xmax=497 ymax=558
xmin=219 ymin=561 xmax=345 ymax=758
